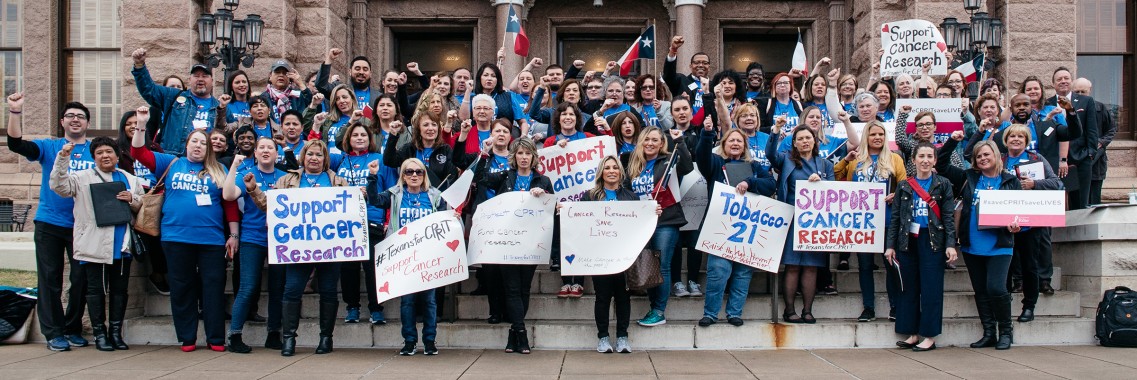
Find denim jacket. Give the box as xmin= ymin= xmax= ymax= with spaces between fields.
xmin=132 ymin=65 xmax=221 ymax=156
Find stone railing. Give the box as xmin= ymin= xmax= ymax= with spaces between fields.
xmin=1051 ymin=205 xmax=1137 ymax=316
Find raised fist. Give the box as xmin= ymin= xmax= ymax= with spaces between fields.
xmin=6 ymin=92 xmax=24 ymax=112
xmin=131 ymin=48 xmax=147 ymax=65
xmin=243 ymin=173 xmax=259 ymax=191
xmin=573 ymin=60 xmax=585 ymax=69
xmin=670 ymin=36 xmax=685 ymax=52
xmin=327 ymin=48 xmax=343 ymax=62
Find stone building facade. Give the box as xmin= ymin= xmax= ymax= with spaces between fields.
xmin=0 ymin=0 xmax=1131 ymax=222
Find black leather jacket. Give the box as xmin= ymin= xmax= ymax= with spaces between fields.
xmin=886 ymin=174 xmax=957 ymax=253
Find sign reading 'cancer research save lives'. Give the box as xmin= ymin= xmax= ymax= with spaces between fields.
xmin=978 ymin=190 xmax=1066 ymax=227
xmin=559 ymin=200 xmax=657 ymax=276
xmin=697 ymin=182 xmax=794 ymax=273
xmin=467 ymin=191 xmax=556 ymax=265
xmin=373 ymin=211 xmax=468 ymax=304
xmin=538 ymin=136 xmax=617 ymax=202
xmin=793 ymin=181 xmax=887 ymax=253
xmin=267 ymin=187 xmax=370 ymax=265
xmin=880 ymin=19 xmax=949 ymax=77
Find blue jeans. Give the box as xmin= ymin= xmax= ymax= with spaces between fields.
xmin=648 ymin=225 xmax=680 ymax=314
xmin=895 ymin=231 xmax=946 ymax=338
xmin=230 ymin=243 xmax=285 ymax=334
xmin=702 ymin=255 xmax=753 ymax=320
xmin=400 ymin=290 xmax=437 ymax=342
xmin=283 ymin=262 xmax=341 ymax=304
xmin=857 ymin=253 xmax=899 ymax=310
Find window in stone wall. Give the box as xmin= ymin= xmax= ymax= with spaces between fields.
xmin=1077 ymin=0 xmax=1130 ymax=137
xmin=63 ymin=0 xmax=120 ymax=132
xmin=394 ymin=31 xmax=474 ymax=80
xmin=0 ymin=0 xmax=21 ymax=117
xmin=558 ymin=33 xmax=641 ymax=77
xmin=723 ymin=31 xmax=797 ymax=96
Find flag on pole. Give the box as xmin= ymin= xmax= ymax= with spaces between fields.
xmin=651 ymin=153 xmax=683 ymax=209
xmin=953 ymin=52 xmax=984 ymax=83
xmin=617 ymin=25 xmax=656 ymax=77
xmin=791 ymin=30 xmax=809 ymax=76
xmin=506 ymin=6 xmax=529 ymax=57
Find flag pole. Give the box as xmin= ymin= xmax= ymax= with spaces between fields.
xmin=652 ymin=19 xmax=659 ymax=77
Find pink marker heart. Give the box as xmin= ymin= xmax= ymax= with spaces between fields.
xmin=936 ymin=41 xmax=946 ymax=52
xmin=378 ymin=281 xmax=389 ymax=294
xmin=398 ymin=227 xmax=408 ymax=235
xmin=446 ymin=240 xmax=460 ymax=251
xmin=882 ymin=24 xmax=889 ymax=33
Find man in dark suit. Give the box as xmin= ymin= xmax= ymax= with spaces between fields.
xmin=985 ymin=93 xmax=1080 ymax=170
xmin=1045 ymin=67 xmax=1100 ymax=210
xmin=663 ymin=35 xmax=711 ymax=126
xmin=1073 ymin=78 xmax=1118 ymax=205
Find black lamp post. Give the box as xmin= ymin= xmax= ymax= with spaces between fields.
xmin=941 ymin=1 xmax=1003 ymax=99
xmin=197 ymin=0 xmax=263 ymax=92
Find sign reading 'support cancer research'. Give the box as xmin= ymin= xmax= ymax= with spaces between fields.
xmin=559 ymin=200 xmax=657 ymax=276
xmin=679 ymin=165 xmax=710 ymax=232
xmin=267 ymin=187 xmax=370 ymax=265
xmin=880 ymin=19 xmax=948 ymax=77
xmin=537 ymin=136 xmax=616 ymax=202
xmin=467 ymin=191 xmax=556 ymax=265
xmin=697 ymin=182 xmax=794 ymax=273
xmin=793 ymin=181 xmax=887 ymax=253
xmin=373 ymin=211 xmax=468 ymax=304
xmin=895 ymin=98 xmax=965 ymax=146
xmin=977 ymin=190 xmax=1066 ymax=227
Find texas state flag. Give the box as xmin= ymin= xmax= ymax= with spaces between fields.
xmin=506 ymin=6 xmax=529 ymax=57
xmin=953 ymin=52 xmax=984 ymax=83
xmin=617 ymin=25 xmax=656 ymax=76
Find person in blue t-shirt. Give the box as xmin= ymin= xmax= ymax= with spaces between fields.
xmin=366 ymin=158 xmax=449 ymax=356
xmin=613 ymin=111 xmax=642 ymax=155
xmin=223 ymin=70 xmax=252 ymax=123
xmin=306 ymin=84 xmax=371 ymax=155
xmin=884 ymin=142 xmax=958 ymax=352
xmin=275 ymin=110 xmax=304 ymax=169
xmin=329 ymin=123 xmax=396 ymax=327
xmin=726 ymin=103 xmax=772 ymax=172
xmin=132 ymin=108 xmax=239 ymax=353
xmin=50 ymin=136 xmax=146 ymax=352
xmin=596 ymin=77 xmax=633 ymax=118
xmin=777 ymin=106 xmax=858 ymax=162
xmin=936 ymin=136 xmax=1023 ymax=350
xmin=220 ymin=137 xmax=287 ymax=353
xmin=223 ymin=96 xmax=277 ymax=141
xmin=868 ymin=81 xmax=896 ymax=122
xmin=6 ymin=93 xmax=96 ymax=350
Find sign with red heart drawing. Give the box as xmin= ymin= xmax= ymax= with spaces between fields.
xmin=373 ymin=211 xmax=468 ymax=304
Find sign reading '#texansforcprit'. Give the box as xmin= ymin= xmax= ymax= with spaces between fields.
xmin=373 ymin=211 xmax=468 ymax=304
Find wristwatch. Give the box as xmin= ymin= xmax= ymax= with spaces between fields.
xmin=1059 ymin=158 xmax=1068 ymax=163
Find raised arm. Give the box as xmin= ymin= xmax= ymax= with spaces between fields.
xmin=48 ymin=144 xmax=80 ymax=198
xmin=4 ymin=93 xmax=40 ymax=160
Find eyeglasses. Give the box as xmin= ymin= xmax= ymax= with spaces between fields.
xmin=641 ymin=85 xmax=655 ymax=90
xmin=403 ymin=169 xmax=426 ymax=177
xmin=63 ymin=113 xmax=87 ymax=120
xmin=775 ymin=81 xmax=791 ymax=86
xmin=916 ymin=122 xmax=936 ymax=128
xmin=586 ymin=86 xmax=602 ymax=90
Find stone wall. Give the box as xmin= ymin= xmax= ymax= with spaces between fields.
xmin=1052 ymin=206 xmax=1137 ymax=316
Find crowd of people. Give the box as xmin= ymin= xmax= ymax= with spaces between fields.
xmin=5 ymin=30 xmax=1117 ymax=356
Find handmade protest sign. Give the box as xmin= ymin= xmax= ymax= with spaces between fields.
xmin=978 ymin=190 xmax=1066 ymax=227
xmin=679 ymin=165 xmax=709 ymax=232
xmin=440 ymin=168 xmax=475 ymax=209
xmin=880 ymin=19 xmax=948 ymax=77
xmin=697 ymin=182 xmax=794 ymax=273
xmin=373 ymin=211 xmax=468 ymax=304
xmin=267 ymin=187 xmax=370 ymax=264
xmin=896 ymin=98 xmax=965 ymax=146
xmin=467 ymin=191 xmax=556 ymax=265
xmin=538 ymin=136 xmax=616 ymax=202
xmin=793 ymin=181 xmax=887 ymax=252
xmin=559 ymin=200 xmax=657 ymax=276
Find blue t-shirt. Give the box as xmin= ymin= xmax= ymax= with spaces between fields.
xmin=331 ymin=152 xmax=394 ymax=224
xmin=233 ymin=157 xmax=256 ymax=174
xmin=640 ymin=105 xmax=659 ymax=128
xmin=151 ymin=153 xmax=226 ymax=244
xmin=298 ymin=172 xmax=333 ymax=188
xmin=852 ymin=154 xmax=893 ymax=226
xmin=619 ymin=141 xmax=636 ymax=155
xmin=326 ymin=116 xmax=351 ymax=154
xmin=226 ymin=100 xmax=250 ymax=123
xmin=514 ymin=174 xmax=533 ymax=191
xmin=132 ymin=159 xmax=156 ymax=189
xmin=556 ymin=131 xmax=588 ymax=143
xmin=29 ymin=139 xmax=95 ymax=228
xmin=101 ymin=171 xmax=131 ymax=261
xmin=842 ymin=102 xmax=855 ymax=114
xmin=603 ymin=189 xmax=619 ymax=201
xmin=911 ymin=176 xmax=934 ymax=228
xmin=398 ymin=190 xmax=433 ymax=227
xmin=355 ymin=87 xmax=372 ymax=112
xmin=878 ymin=108 xmax=895 ymax=123
xmin=477 ymin=130 xmax=492 ymax=148
xmin=251 ymin=123 xmax=273 ymax=140
xmin=631 ymin=158 xmax=657 ymax=198
xmin=277 ymin=140 xmax=305 ymax=164
xmin=746 ymin=131 xmax=772 ymax=172
xmin=237 ymin=166 xmax=284 ymax=246
xmin=484 ymin=154 xmax=511 ymax=199
xmin=1005 ymin=151 xmax=1028 ymax=175
xmin=966 ymin=175 xmax=1012 ymax=256
xmin=417 ymin=147 xmax=434 ymax=168
xmin=778 ymin=134 xmax=848 ymax=161
xmin=773 ymin=100 xmax=799 ymax=135
xmin=190 ymin=94 xmax=218 ymax=131
xmin=991 ymin=120 xmax=1039 ymax=152
xmin=511 ymin=91 xmax=531 ymax=123
xmin=603 ymin=103 xmax=632 ymax=118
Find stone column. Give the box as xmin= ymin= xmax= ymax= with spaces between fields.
xmin=673 ymin=0 xmax=705 ymax=68
xmin=351 ymin=0 xmax=368 ymax=60
xmin=494 ymin=0 xmax=525 ymax=84
xmin=828 ymin=1 xmax=847 ymax=73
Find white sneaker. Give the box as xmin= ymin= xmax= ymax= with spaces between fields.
xmin=615 ymin=336 xmax=632 ymax=353
xmin=687 ymin=281 xmax=703 ymax=297
xmin=596 ymin=336 xmax=613 ymax=353
xmin=672 ymin=282 xmax=690 ymax=297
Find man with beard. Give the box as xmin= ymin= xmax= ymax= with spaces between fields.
xmin=316 ymin=48 xmax=381 ymax=118
xmin=663 ymin=35 xmax=711 ymax=126
xmin=132 ymin=48 xmax=224 ymax=156
xmin=973 ymin=93 xmax=1080 ymax=174
xmin=1046 ymin=67 xmax=1101 ymax=210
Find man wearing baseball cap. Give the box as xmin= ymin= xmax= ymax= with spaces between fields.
xmin=130 ymin=47 xmax=224 ymax=156
xmin=256 ymin=59 xmax=310 ymax=123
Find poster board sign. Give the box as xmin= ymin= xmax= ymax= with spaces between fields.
xmin=373 ymin=211 xmax=468 ymax=304
xmin=267 ymin=187 xmax=370 ymax=264
xmin=880 ymin=19 xmax=949 ymax=77
xmin=679 ymin=165 xmax=709 ymax=232
xmin=696 ymin=182 xmax=794 ymax=273
xmin=830 ymin=122 xmax=898 ymax=151
xmin=440 ymin=168 xmax=475 ymax=209
xmin=978 ymin=190 xmax=1066 ymax=227
xmin=538 ymin=136 xmax=617 ymax=202
xmin=895 ymin=98 xmax=965 ymax=146
xmin=793 ymin=181 xmax=887 ymax=252
xmin=467 ymin=191 xmax=556 ymax=265
xmin=559 ymin=200 xmax=658 ymax=276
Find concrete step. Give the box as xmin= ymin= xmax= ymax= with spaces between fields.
xmin=121 ymin=316 xmax=1097 ymax=349
xmin=0 ymin=240 xmax=36 ymax=271
xmin=0 ymin=232 xmax=34 ymax=242
xmin=453 ymin=291 xmax=1081 ymax=321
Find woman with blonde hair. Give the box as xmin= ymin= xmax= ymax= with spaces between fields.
xmin=304 ymin=83 xmax=371 ymax=154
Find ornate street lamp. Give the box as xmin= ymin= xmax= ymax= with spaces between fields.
xmin=941 ymin=1 xmax=1004 ymax=99
xmin=197 ymin=1 xmax=263 ymax=92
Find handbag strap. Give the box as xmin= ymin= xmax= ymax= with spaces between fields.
xmin=907 ymin=177 xmax=940 ymax=219
xmin=148 ymin=158 xmax=178 ymax=194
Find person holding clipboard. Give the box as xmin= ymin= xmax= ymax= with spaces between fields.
xmin=694 ymin=121 xmax=775 ymax=327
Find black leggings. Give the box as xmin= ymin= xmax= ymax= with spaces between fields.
xmin=593 ymin=272 xmax=630 ymax=338
xmin=84 ymin=259 xmax=132 ymax=324
xmin=962 ymin=252 xmax=1012 ymax=300
xmin=500 ymin=265 xmax=537 ymax=330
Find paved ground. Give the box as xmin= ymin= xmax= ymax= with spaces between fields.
xmin=0 ymin=344 xmax=1134 ymax=379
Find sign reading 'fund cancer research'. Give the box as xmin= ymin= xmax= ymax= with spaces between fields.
xmin=267 ymin=187 xmax=370 ymax=265
xmin=793 ymin=181 xmax=887 ymax=253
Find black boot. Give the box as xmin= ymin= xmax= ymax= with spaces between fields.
xmin=970 ymin=295 xmax=998 ymax=348
xmin=92 ymin=324 xmax=114 ymax=351
xmin=109 ymin=294 xmax=129 ymax=350
xmin=994 ymin=294 xmax=1014 ymax=350
xmin=281 ymin=301 xmax=300 ymax=357
xmin=315 ymin=302 xmax=337 ymax=354
xmin=1018 ymin=307 xmax=1035 ymax=322
xmin=86 ymin=295 xmax=113 ymax=351
xmin=514 ymin=328 xmax=531 ymax=354
xmin=504 ymin=328 xmax=517 ymax=353
xmin=228 ymin=333 xmax=252 ymax=353
xmin=264 ymin=331 xmax=283 ymax=350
